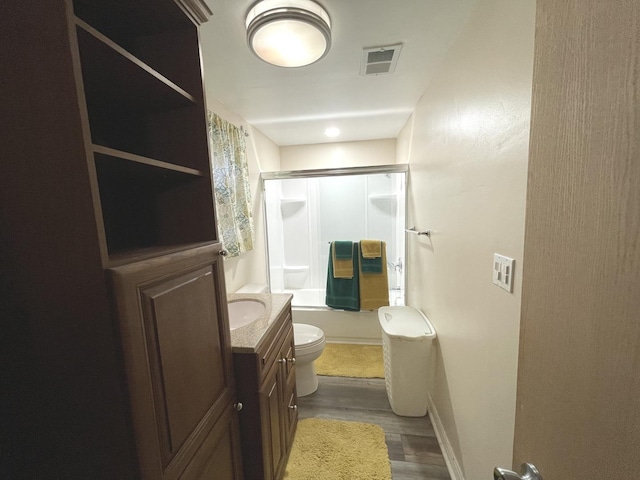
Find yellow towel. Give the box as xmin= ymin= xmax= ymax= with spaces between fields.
xmin=332 ymin=242 xmax=354 ymax=279
xmin=360 ymin=239 xmax=381 ymax=258
xmin=358 ymin=241 xmax=390 ymax=310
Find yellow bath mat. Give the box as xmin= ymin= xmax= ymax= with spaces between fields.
xmin=314 ymin=343 xmax=384 ymax=378
xmin=284 ymin=418 xmax=391 ymax=480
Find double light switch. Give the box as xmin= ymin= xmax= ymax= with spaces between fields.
xmin=493 ymin=254 xmax=514 ymax=293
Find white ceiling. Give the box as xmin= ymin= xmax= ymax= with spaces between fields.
xmin=200 ymin=0 xmax=478 ymax=146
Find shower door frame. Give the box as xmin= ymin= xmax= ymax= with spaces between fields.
xmin=260 ymin=163 xmax=409 ymax=307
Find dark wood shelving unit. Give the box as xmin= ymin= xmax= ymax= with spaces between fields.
xmin=1 ymin=0 xmax=242 ymax=478
xmin=72 ymin=0 xmax=216 ymax=262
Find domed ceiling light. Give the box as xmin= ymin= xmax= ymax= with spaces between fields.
xmin=246 ymin=0 xmax=331 ymax=67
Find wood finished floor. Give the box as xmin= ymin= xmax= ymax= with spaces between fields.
xmin=297 ymin=376 xmax=451 ymax=480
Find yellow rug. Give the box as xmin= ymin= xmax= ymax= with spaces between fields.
xmin=284 ymin=418 xmax=391 ymax=480
xmin=314 ymin=343 xmax=385 ymax=378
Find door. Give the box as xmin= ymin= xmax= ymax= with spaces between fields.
xmin=513 ymin=0 xmax=640 ymax=478
xmin=109 ymin=244 xmax=243 ymax=480
xmin=259 ymin=360 xmax=285 ymax=480
xmin=280 ymin=324 xmax=298 ymax=446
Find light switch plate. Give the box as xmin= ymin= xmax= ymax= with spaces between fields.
xmin=493 ymin=254 xmax=514 ymax=293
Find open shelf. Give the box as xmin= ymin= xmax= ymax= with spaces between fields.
xmin=106 ymin=242 xmax=215 ymax=268
xmin=280 ymin=197 xmax=306 ymax=216
xmin=76 ymin=21 xmax=195 ymax=112
xmin=76 ymin=22 xmax=211 ymax=170
xmin=72 ymin=0 xmax=203 ymax=95
xmin=368 ymin=193 xmax=399 ymax=200
xmin=94 ymin=153 xmax=216 ymax=259
xmin=92 ymin=145 xmax=206 ymax=177
xmin=279 ymin=197 xmax=307 ymax=204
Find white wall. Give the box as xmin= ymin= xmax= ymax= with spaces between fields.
xmin=279 ymin=138 xmax=396 ymax=171
xmin=396 ymin=0 xmax=535 ymax=478
xmin=205 ymin=96 xmax=281 ymax=293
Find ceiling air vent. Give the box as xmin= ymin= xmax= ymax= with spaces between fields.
xmin=360 ymin=44 xmax=402 ymax=76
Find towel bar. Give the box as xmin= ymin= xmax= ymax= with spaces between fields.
xmin=405 ymin=227 xmax=431 ymax=237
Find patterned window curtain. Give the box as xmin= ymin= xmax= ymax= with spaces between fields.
xmin=208 ymin=112 xmax=254 ymax=257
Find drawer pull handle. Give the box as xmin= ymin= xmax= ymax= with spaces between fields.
xmin=289 ymin=405 xmax=298 ymax=411
xmin=234 ymin=402 xmax=243 ymax=411
xmin=287 ymin=357 xmax=296 ymax=364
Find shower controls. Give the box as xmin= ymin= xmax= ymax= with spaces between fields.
xmin=493 ymin=254 xmax=515 ymax=293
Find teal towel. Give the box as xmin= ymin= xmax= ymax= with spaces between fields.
xmin=326 ymin=243 xmax=360 ymax=311
xmin=333 ymin=240 xmax=353 ymax=259
xmin=359 ymin=241 xmax=383 ymax=273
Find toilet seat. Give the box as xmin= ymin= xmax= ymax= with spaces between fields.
xmin=294 ymin=323 xmax=325 ymax=350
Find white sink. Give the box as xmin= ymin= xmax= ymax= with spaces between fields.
xmin=228 ymin=299 xmax=266 ymax=330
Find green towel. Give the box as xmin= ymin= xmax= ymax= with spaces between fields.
xmin=333 ymin=241 xmax=353 ymax=259
xmin=359 ymin=241 xmax=383 ymax=273
xmin=326 ymin=243 xmax=360 ymax=311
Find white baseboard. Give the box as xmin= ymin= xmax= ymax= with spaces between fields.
xmin=428 ymin=394 xmax=465 ymax=480
xmin=324 ymin=336 xmax=382 ymax=345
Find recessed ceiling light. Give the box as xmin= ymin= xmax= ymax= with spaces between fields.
xmin=324 ymin=127 xmax=340 ymax=137
xmin=246 ymin=0 xmax=332 ymax=68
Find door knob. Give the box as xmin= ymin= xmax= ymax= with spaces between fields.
xmin=287 ymin=357 xmax=296 ymax=364
xmin=494 ymin=463 xmax=541 ymax=480
xmin=219 ymin=249 xmax=228 ymax=257
xmin=234 ymin=402 xmax=243 ymax=411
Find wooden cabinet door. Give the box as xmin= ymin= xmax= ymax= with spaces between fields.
xmin=109 ymin=244 xmax=242 ymax=480
xmin=259 ymin=361 xmax=285 ymax=480
xmin=279 ymin=326 xmax=298 ymax=447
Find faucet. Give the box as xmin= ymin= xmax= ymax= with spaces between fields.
xmin=388 ymin=257 xmax=403 ymax=274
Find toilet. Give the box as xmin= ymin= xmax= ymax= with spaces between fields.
xmin=235 ymin=284 xmax=326 ymax=397
xmin=292 ymin=323 xmax=326 ymax=397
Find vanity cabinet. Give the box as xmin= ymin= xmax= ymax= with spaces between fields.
xmin=0 ymin=1 xmax=243 ymax=478
xmin=233 ymin=303 xmax=298 ymax=480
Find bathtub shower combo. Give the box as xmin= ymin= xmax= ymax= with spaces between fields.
xmin=262 ymin=165 xmax=407 ymax=343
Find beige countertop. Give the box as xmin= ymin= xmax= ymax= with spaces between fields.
xmin=228 ymin=292 xmax=292 ymax=353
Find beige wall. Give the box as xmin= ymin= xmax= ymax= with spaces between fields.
xmin=205 ymin=96 xmax=281 ymax=293
xmin=396 ymin=0 xmax=535 ymax=478
xmin=279 ymin=138 xmax=397 ymax=171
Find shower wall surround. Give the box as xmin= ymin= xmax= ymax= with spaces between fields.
xmin=262 ymin=166 xmax=407 ymax=308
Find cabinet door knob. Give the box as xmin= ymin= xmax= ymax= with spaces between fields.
xmin=287 ymin=357 xmax=296 ymax=364
xmin=219 ymin=249 xmax=228 ymax=257
xmin=288 ymin=405 xmax=298 ymax=411
xmin=234 ymin=402 xmax=243 ymax=411
xmin=278 ymin=358 xmax=287 ymax=364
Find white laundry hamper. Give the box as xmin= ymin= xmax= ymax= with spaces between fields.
xmin=378 ymin=306 xmax=436 ymax=417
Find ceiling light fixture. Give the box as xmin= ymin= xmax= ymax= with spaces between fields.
xmin=324 ymin=127 xmax=340 ymax=137
xmin=246 ymin=0 xmax=331 ymax=68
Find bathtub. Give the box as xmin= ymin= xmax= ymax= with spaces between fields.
xmin=284 ymin=288 xmax=404 ymax=344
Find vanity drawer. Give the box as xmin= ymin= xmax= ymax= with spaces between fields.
xmin=259 ymin=311 xmax=292 ymax=377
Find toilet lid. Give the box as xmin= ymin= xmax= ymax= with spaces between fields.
xmin=294 ymin=323 xmax=325 ymax=348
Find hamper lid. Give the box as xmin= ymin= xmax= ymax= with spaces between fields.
xmin=377 ymin=306 xmax=436 ymax=340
